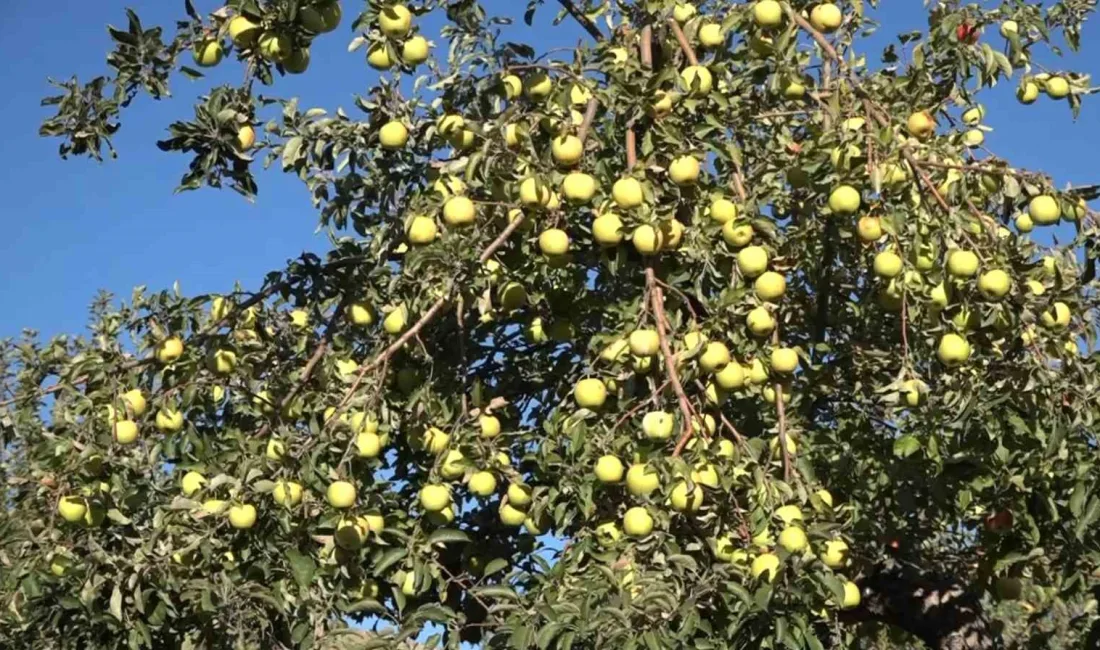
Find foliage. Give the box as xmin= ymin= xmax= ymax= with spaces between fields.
xmin=5 ymin=0 xmax=1100 ymax=648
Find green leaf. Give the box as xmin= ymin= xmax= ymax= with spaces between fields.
xmin=110 ymin=584 xmax=123 ymax=621
xmin=285 ymin=549 xmax=315 ymax=589
xmin=893 ymin=434 xmax=921 ymax=458
xmin=426 ymin=528 xmax=471 ymax=545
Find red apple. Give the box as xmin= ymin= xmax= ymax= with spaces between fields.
xmin=956 ymin=23 xmax=979 ymax=44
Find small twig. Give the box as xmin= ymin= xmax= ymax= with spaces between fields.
xmin=555 ymin=0 xmax=604 ymax=41
xmin=666 ymin=18 xmax=699 ymax=66
xmin=645 ymin=269 xmax=696 ymax=457
xmin=610 ymin=379 xmax=672 ymax=433
xmin=786 ymin=4 xmax=843 ymax=67
xmin=771 ymin=329 xmax=792 ymax=482
xmin=653 ymin=277 xmax=699 ymax=322
xmin=717 ymin=412 xmax=747 ymax=448
xmin=900 ymin=289 xmax=910 ymax=364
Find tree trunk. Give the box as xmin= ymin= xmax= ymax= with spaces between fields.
xmin=844 ymin=563 xmax=1002 ymax=650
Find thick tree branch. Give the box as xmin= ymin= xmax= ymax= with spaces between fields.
xmin=644 ymin=268 xmax=696 ymax=457
xmin=666 ymin=18 xmax=698 ymax=66
xmin=555 ymin=0 xmax=604 ymax=41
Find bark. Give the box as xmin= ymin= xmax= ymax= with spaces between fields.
xmin=844 ymin=562 xmax=1002 ymax=650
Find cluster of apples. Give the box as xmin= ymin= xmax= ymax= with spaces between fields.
xmin=365 ymin=4 xmax=431 ymax=70
xmin=192 ymin=0 xmax=343 ymax=75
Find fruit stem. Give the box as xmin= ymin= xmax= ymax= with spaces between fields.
xmin=665 ymin=18 xmax=698 ymax=67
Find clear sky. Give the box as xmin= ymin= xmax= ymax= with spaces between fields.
xmin=0 ymin=1 xmax=1095 ymax=344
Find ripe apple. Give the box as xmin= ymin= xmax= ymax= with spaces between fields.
xmin=946 ymin=250 xmax=979 ymax=277
xmin=626 ymin=464 xmax=659 ymax=496
xmin=999 ymin=20 xmax=1018 ymax=38
xmin=299 ymin=1 xmax=341 ymax=33
xmin=633 ymin=224 xmax=665 ymax=255
xmin=856 ymin=216 xmax=883 ymax=243
xmin=978 ymin=269 xmax=1011 ymax=299
xmin=507 ymin=483 xmax=532 ymax=507
xmin=778 ymin=526 xmax=808 ymax=553
xmin=715 ymin=362 xmax=745 ymax=389
xmin=1017 ymin=81 xmax=1040 ymax=104
xmin=356 ymin=431 xmax=382 ymax=458
xmin=752 ymin=0 xmax=783 ymax=28
xmin=873 ymin=251 xmax=903 ymax=278
xmin=156 ymin=336 xmax=184 ymax=363
xmin=538 ymin=229 xmax=570 ymax=257
xmin=551 ymin=134 xmax=583 ymax=166
xmin=228 ymin=504 xmax=257 ymax=529
xmin=672 ymin=3 xmax=696 ymax=23
xmin=669 ymin=155 xmax=701 ymax=184
xmin=206 ymin=348 xmax=237 ymax=375
xmin=698 ymin=23 xmax=724 ymax=48
xmin=841 ymin=581 xmax=861 ymax=609
xmin=479 ymin=414 xmax=501 ymax=438
xmin=751 ymin=553 xmax=780 ymax=581
xmin=985 ymin=509 xmax=1014 ymax=533
xmin=592 ymin=213 xmax=624 ymax=246
xmin=628 ymin=329 xmax=658 ymax=357
xmin=379 ymin=121 xmax=408 ymax=149
xmin=612 ymin=178 xmax=644 ymax=208
xmin=782 ymin=79 xmax=806 ymax=99
xmin=956 ymin=22 xmax=979 ymax=44
xmin=648 ymin=90 xmax=678 ymax=117
xmin=595 ymin=521 xmax=622 ymax=546
xmin=737 ymin=245 xmax=769 ymax=278
xmin=326 ymin=481 xmax=357 ymax=508
xmin=408 ymin=213 xmax=440 ymax=243
xmin=754 ymin=271 xmax=786 ymax=302
xmin=192 ymin=39 xmax=224 ymax=67
xmin=828 ymin=185 xmax=862 ymax=214
xmin=770 ymin=347 xmax=798 ymax=373
xmin=1041 ymin=302 xmax=1071 ymax=330
xmin=382 ymin=304 xmax=408 ymax=334
xmin=722 ymin=221 xmax=754 ymax=247
xmin=937 ymin=333 xmax=971 ymax=366
xmin=264 ymin=437 xmax=285 ymax=460
xmin=419 ymin=484 xmax=451 ymax=512
xmin=692 ymin=463 xmax=719 ymax=488
xmin=679 ymin=66 xmax=712 ymax=97
xmin=670 ymin=481 xmax=704 ymax=512
xmin=441 ymin=196 xmax=475 ymax=226
xmin=562 ymin=172 xmax=598 ymax=204
xmin=1014 ymin=213 xmax=1034 ymax=232
xmin=1028 ymin=195 xmax=1061 ymax=224
xmin=58 ymin=496 xmax=87 ymax=523
xmin=709 ymin=198 xmax=737 ymax=224
xmin=810 ymin=3 xmax=842 ymax=33
xmin=228 ymin=16 xmax=260 ymax=47
xmin=258 ymin=31 xmax=291 ymax=62
xmin=367 ymin=43 xmax=393 ymax=69
xmin=594 ymin=455 xmax=624 ymax=483
xmin=273 ymin=480 xmax=303 ymax=506
xmin=524 ymin=72 xmax=553 ymax=100
xmin=201 ymin=499 xmax=228 ymax=515
xmin=501 ymin=74 xmax=522 ymax=99
xmin=641 ymin=411 xmax=673 ymax=440
xmin=440 ymin=449 xmax=467 ymax=480
xmin=113 ymin=419 xmax=138 ymax=444
xmin=181 ymin=471 xmax=206 ymax=497
xmin=155 ymin=407 xmax=185 ymax=433
xmin=50 ymin=554 xmax=74 ymax=576
xmin=903 ymin=379 xmax=926 ymax=407
xmin=775 ymin=505 xmax=803 ymax=524
xmin=499 ymin=502 xmax=527 ymax=526
xmin=821 ymin=539 xmax=849 ymax=568
xmin=962 ymin=105 xmax=985 ymax=125
xmin=699 ymin=341 xmax=731 ymax=372
xmin=420 ymin=426 xmax=450 ymax=454
xmin=906 ymin=110 xmax=936 ymax=139
xmin=400 ymin=35 xmax=430 ymax=64
xmin=379 ymin=4 xmax=412 ymax=37
xmin=519 ymin=177 xmax=552 ymax=207
xmin=1045 ymin=76 xmax=1070 ymax=99
xmin=962 ymin=129 xmax=985 ymax=148
xmin=622 ymin=506 xmax=654 ymax=537
xmin=746 ymin=306 xmax=775 ymax=336
xmin=468 ymin=471 xmax=497 ymax=496
xmin=574 ymin=378 xmax=607 ymax=408
xmin=289 ymin=309 xmax=310 ymax=331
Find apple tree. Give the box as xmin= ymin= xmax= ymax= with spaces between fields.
xmin=4 ymin=0 xmax=1100 ymax=648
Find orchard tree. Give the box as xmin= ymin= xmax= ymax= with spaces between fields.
xmin=4 ymin=0 xmax=1100 ymax=648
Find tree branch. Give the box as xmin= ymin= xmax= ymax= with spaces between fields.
xmin=644 ymin=268 xmax=696 ymax=457
xmin=666 ymin=18 xmax=698 ymax=66
xmin=555 ymin=0 xmax=604 ymax=41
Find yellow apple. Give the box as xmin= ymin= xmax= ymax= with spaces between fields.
xmin=699 ymin=341 xmax=731 ymax=372
xmin=962 ymin=129 xmax=985 ymax=148
xmin=592 ymin=213 xmax=624 ymax=246
xmin=670 ymin=481 xmax=704 ymax=512
xmin=648 ymin=90 xmax=678 ymax=117
xmin=501 ymin=74 xmax=522 ymax=99
xmin=419 ymin=484 xmax=451 ymax=512
xmin=421 ymin=427 xmax=450 ymax=454
xmin=810 ymin=3 xmax=842 ymax=33
xmin=228 ymin=16 xmax=260 ymax=47
xmin=828 ymin=185 xmax=861 ymax=214
xmin=623 ymin=506 xmax=654 ymax=537
xmin=326 ymin=481 xmax=357 ymax=508
xmin=709 ymin=198 xmax=737 ymax=224
xmin=519 ymin=177 xmax=552 ymax=207
xmin=641 ymin=411 xmax=673 ymax=440
xmin=551 ymin=134 xmax=583 ymax=166
xmin=978 ymin=269 xmax=1011 ymax=299
xmin=841 ymin=581 xmax=861 ymax=608
xmin=1045 ymin=76 xmax=1070 ymax=99
xmin=612 ymin=178 xmax=644 ymax=208
xmin=1028 ymin=194 xmax=1061 ymax=225
xmin=946 ymin=250 xmax=979 ymax=277
xmin=538 ymin=228 xmax=570 ymax=256
xmin=401 ymin=35 xmax=429 ymax=65
xmin=1042 ymin=302 xmax=1071 ymax=330
xmin=258 ymin=31 xmax=291 ymax=62
xmin=382 ymin=304 xmax=408 ymax=334
xmin=113 ymin=420 xmax=138 ymax=444
xmin=273 ymin=480 xmax=303 ymax=506
xmin=378 ymin=120 xmax=408 ymax=149
xmin=746 ymin=306 xmax=775 ymax=336
xmin=58 ymin=496 xmax=87 ymax=523
xmin=872 ymin=251 xmax=903 ymax=279
xmin=857 ymin=216 xmax=883 ymax=242
xmin=715 ymin=361 xmax=745 ymax=389
xmin=594 ymin=455 xmax=624 ymax=483
xmin=562 ymin=172 xmax=598 ymax=204
xmin=265 ymin=437 xmax=285 ymax=460
xmin=906 ymin=110 xmax=936 ymax=139
xmin=299 ymin=0 xmax=341 ymax=33
xmin=284 ymin=47 xmax=310 ymax=74
xmin=752 ymin=0 xmax=783 ymax=28
xmin=524 ymin=72 xmax=553 ymax=100
xmin=192 ymin=39 xmax=224 ymax=67
xmin=479 ymin=414 xmax=501 ymax=438
xmin=228 ymin=504 xmax=257 ymax=529
xmin=962 ymin=105 xmax=985 ymax=125
xmin=778 ymin=526 xmax=808 ymax=553
xmin=770 ymin=347 xmax=798 ymax=373
xmin=156 ymin=336 xmax=184 ymax=363
xmin=751 ymin=553 xmax=781 ymax=581
xmin=379 ymin=4 xmax=412 ymax=37
xmin=155 ymin=407 xmax=184 ymax=433
xmin=680 ymin=66 xmax=712 ymax=97
xmin=440 ymin=449 xmax=467 ymax=480
xmin=698 ymin=23 xmax=725 ymax=47
xmin=626 ymin=464 xmax=659 ymax=496
xmin=628 ymin=329 xmax=659 ymax=357
xmin=754 ymin=271 xmax=786 ymax=301
xmin=201 ymin=499 xmax=228 ymax=515
xmin=937 ymin=333 xmax=971 ymax=366
xmin=737 ymin=245 xmax=769 ymax=278
xmin=367 ymin=43 xmax=393 ymax=69
xmin=468 ymin=471 xmax=497 ymax=496
xmin=821 ymin=539 xmax=849 ymax=568
xmin=507 ymin=483 xmax=532 ymax=507
xmin=181 ymin=471 xmax=206 ymax=496
xmin=776 ymin=504 xmax=803 ymax=524
xmin=499 ymin=502 xmax=527 ymax=526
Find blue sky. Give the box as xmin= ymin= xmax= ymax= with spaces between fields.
xmin=0 ymin=0 xmax=1095 ymax=344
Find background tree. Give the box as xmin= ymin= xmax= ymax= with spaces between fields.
xmin=3 ymin=1 xmax=1100 ymax=649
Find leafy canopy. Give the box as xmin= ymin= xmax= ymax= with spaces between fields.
xmin=5 ymin=0 xmax=1100 ymax=649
